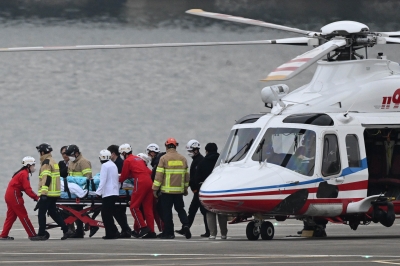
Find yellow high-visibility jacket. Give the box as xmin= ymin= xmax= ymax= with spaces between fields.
xmin=153 ymin=148 xmax=189 ymax=194
xmin=38 ymin=154 xmax=61 ymax=197
xmin=68 ymin=154 xmax=92 ymax=179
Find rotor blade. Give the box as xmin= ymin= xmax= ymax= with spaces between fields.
xmin=378 ymin=31 xmax=400 ymax=37
xmin=186 ymin=9 xmax=317 ymax=36
xmin=262 ymin=39 xmax=347 ymax=81
xmin=377 ymin=36 xmax=400 ymax=44
xmin=0 ymin=38 xmax=316 ymax=53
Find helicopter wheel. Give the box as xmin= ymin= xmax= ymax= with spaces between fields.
xmin=246 ymin=221 xmax=260 ymax=240
xmin=44 ymin=231 xmax=50 ymax=240
xmin=260 ymin=221 xmax=274 ymax=240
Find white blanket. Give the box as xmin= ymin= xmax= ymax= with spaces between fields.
xmin=61 ymin=182 xmax=88 ymax=198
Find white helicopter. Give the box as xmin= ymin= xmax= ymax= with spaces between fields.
xmin=2 ymin=9 xmax=400 ymax=240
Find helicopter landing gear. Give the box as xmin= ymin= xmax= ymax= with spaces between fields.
xmin=246 ymin=220 xmax=275 ymax=240
xmin=260 ymin=221 xmax=274 ymax=240
xmin=246 ymin=221 xmax=260 ymax=240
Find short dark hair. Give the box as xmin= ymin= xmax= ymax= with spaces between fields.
xmin=107 ymin=145 xmax=120 ymax=156
xmin=60 ymin=146 xmax=67 ymax=154
xmin=205 ymin=143 xmax=218 ymax=153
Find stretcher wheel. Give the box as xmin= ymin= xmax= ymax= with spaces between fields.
xmin=44 ymin=231 xmax=50 ymax=240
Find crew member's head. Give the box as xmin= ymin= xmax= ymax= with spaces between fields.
xmin=186 ymin=139 xmax=200 ymax=158
xmin=107 ymin=144 xmax=120 ymax=162
xmin=205 ymin=143 xmax=218 ymax=155
xmin=165 ymin=138 xmax=178 ymax=150
xmin=99 ymin=149 xmax=111 ymax=164
xmin=36 ymin=143 xmax=53 ymax=156
xmin=64 ymin=144 xmax=80 ymax=162
xmin=146 ymin=143 xmax=160 ymax=159
xmin=119 ymin=143 xmax=132 ymax=159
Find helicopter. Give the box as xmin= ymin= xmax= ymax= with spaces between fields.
xmin=1 ymin=9 xmax=400 ymax=240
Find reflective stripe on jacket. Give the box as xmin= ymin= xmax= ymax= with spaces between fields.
xmin=68 ymin=154 xmax=92 ymax=178
xmin=152 ymin=148 xmax=189 ymax=194
xmin=38 ymin=154 xmax=61 ymax=197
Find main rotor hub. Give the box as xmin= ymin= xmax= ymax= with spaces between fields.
xmin=321 ymin=21 xmax=369 ymax=36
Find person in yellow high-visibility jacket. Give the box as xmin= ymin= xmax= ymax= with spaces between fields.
xmin=152 ymin=138 xmax=191 ymax=239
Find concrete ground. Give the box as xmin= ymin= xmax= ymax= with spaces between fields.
xmin=1 ymin=215 xmax=400 ymax=265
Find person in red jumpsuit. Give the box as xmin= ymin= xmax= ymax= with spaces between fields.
xmin=0 ymin=156 xmax=39 ymax=240
xmin=118 ymin=144 xmax=155 ymax=238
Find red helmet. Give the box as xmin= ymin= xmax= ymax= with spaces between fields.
xmin=165 ymin=138 xmax=178 ymax=147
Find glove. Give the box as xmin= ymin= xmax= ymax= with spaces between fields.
xmin=40 ymin=195 xmax=48 ymax=202
xmin=183 ymin=188 xmax=188 ymax=196
xmin=33 ymin=201 xmax=40 ymax=211
xmin=153 ymin=190 xmax=158 ymax=199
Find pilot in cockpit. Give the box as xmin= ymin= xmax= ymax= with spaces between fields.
xmin=287 ymin=132 xmax=316 ymax=175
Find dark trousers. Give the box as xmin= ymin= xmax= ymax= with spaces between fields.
xmin=38 ymin=197 xmax=68 ymax=235
xmin=101 ymin=196 xmax=119 ymax=237
xmin=72 ymin=205 xmax=84 ymax=234
xmin=161 ymin=193 xmax=189 ymax=236
xmin=187 ymin=192 xmax=209 ymax=234
xmin=113 ymin=205 xmax=130 ymax=232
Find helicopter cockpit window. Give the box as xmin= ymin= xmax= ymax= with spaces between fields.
xmin=322 ymin=134 xmax=341 ymax=176
xmin=218 ymin=128 xmax=261 ymax=165
xmin=252 ymin=128 xmax=316 ymax=176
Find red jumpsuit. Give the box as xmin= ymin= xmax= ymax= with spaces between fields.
xmin=119 ymin=154 xmax=154 ymax=233
xmin=0 ymin=168 xmax=39 ymax=238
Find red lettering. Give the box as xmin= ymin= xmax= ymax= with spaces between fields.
xmin=382 ymin=97 xmax=388 ymax=104
xmin=392 ymin=89 xmax=400 ymax=104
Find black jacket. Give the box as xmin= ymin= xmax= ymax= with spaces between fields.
xmin=195 ymin=152 xmax=220 ymax=191
xmin=58 ymin=160 xmax=69 ymax=178
xmin=113 ymin=156 xmax=124 ymax=174
xmin=189 ymin=153 xmax=204 ymax=191
xmin=151 ymin=152 xmax=166 ymax=181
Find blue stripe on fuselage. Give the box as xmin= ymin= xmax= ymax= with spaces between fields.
xmin=201 ymin=158 xmax=368 ymax=194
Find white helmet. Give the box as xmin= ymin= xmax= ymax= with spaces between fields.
xmin=137 ymin=153 xmax=151 ymax=165
xmin=186 ymin=139 xmax=201 ymax=151
xmin=22 ymin=156 xmax=36 ymax=167
xmin=119 ymin=143 xmax=132 ymax=154
xmin=99 ymin=149 xmax=111 ymax=161
xmin=146 ymin=143 xmax=160 ymax=153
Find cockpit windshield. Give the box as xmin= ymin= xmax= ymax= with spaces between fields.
xmin=218 ymin=127 xmax=261 ymax=165
xmin=252 ymin=128 xmax=316 ymax=176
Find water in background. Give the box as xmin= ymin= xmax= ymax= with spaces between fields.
xmin=0 ymin=0 xmax=399 ymax=214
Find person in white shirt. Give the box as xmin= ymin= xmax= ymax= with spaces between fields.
xmin=95 ymin=150 xmax=120 ymax=239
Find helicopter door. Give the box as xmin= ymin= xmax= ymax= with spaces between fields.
xmin=317 ymin=134 xmax=341 ymax=198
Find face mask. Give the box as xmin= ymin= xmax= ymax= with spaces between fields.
xmin=187 ymin=151 xmax=194 ymax=157
xmin=69 ymin=156 xmax=75 ymax=161
xmin=30 ymin=165 xmax=36 ymax=173
xmin=120 ymin=154 xmax=125 ymax=160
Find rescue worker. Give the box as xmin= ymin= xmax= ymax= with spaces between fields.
xmin=196 ymin=143 xmax=226 ymax=240
xmin=153 ymin=138 xmax=191 ymax=239
xmin=32 ymin=143 xmax=74 ymax=240
xmin=119 ymin=143 xmax=155 ymax=238
xmin=176 ymin=140 xmax=209 ymax=237
xmin=95 ymin=150 xmax=120 ymax=239
xmin=64 ymin=144 xmax=92 ymax=238
xmin=0 ymin=156 xmax=39 ymax=240
xmin=146 ymin=143 xmax=165 ymax=234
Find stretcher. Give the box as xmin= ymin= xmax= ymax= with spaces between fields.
xmin=45 ymin=196 xmax=130 ymax=231
xmin=45 ymin=175 xmax=133 ymax=233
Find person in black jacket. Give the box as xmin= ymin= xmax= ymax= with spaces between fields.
xmin=197 ymin=143 xmax=227 ymax=240
xmin=176 ymin=140 xmax=209 ymax=237
xmin=146 ymin=143 xmax=166 ymax=235
xmin=59 ymin=146 xmax=70 ymax=178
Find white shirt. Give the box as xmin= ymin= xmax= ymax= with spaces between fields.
xmin=95 ymin=160 xmax=119 ymax=198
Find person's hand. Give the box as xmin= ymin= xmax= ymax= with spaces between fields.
xmin=153 ymin=190 xmax=158 ymax=198
xmin=183 ymin=189 xmax=188 ymax=196
xmin=40 ymin=195 xmax=47 ymax=202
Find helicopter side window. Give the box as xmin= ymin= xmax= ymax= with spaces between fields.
xmin=218 ymin=127 xmax=261 ymax=165
xmin=252 ymin=128 xmax=316 ymax=176
xmin=346 ymin=134 xmax=361 ymax=168
xmin=322 ymin=134 xmax=341 ymax=176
